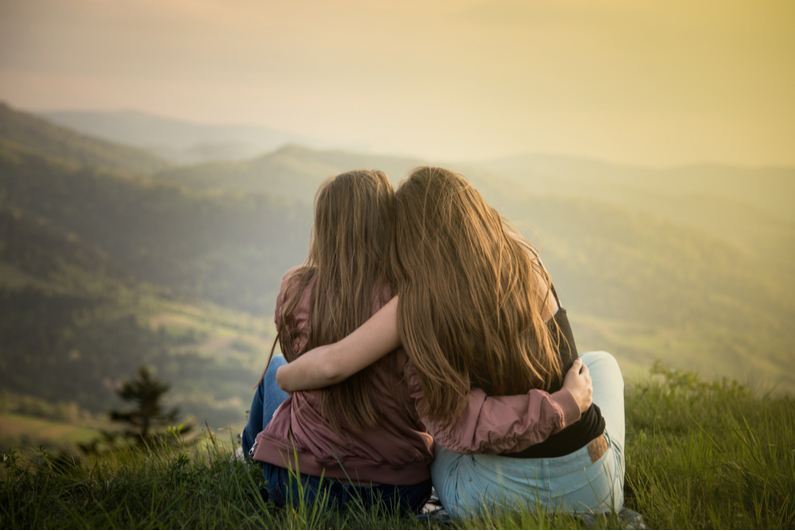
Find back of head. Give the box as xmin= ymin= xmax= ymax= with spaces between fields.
xmin=390 ymin=167 xmax=562 ymax=422
xmin=279 ymin=169 xmax=395 ymax=432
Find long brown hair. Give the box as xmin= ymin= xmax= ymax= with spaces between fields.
xmin=389 ymin=167 xmax=563 ymax=423
xmin=268 ymin=169 xmax=395 ymax=432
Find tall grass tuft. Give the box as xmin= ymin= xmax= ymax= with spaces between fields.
xmin=625 ymin=363 xmax=795 ymax=529
xmin=2 ymin=365 xmax=794 ymax=529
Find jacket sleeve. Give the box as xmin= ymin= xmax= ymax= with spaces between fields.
xmin=405 ymin=364 xmax=581 ymax=455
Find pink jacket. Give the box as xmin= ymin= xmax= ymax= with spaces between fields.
xmin=252 ymin=269 xmax=581 ymax=484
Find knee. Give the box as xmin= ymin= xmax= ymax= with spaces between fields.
xmin=580 ymin=350 xmax=618 ymax=369
xmin=580 ymin=351 xmax=623 ymax=389
xmin=264 ymin=354 xmax=286 ymax=381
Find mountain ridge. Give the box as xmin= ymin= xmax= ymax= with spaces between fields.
xmin=479 ymin=152 xmax=795 ymax=222
xmin=0 ymin=102 xmax=170 ymax=174
xmin=153 ymin=143 xmax=427 ymax=202
xmin=37 ymin=109 xmax=326 ymax=164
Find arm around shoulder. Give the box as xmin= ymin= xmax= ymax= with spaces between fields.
xmin=276 ymin=297 xmax=402 ymax=392
xmin=406 ymin=366 xmax=581 ymax=455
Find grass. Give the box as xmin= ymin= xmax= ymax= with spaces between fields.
xmin=2 ymin=366 xmax=794 ymax=529
xmin=623 ymin=364 xmax=795 ymax=529
xmin=0 ymin=413 xmax=102 ymax=446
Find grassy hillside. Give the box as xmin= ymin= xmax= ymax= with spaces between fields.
xmin=0 ymin=390 xmax=109 ymax=455
xmin=0 ymin=103 xmax=169 ymax=174
xmin=2 ymin=371 xmax=793 ymax=529
xmin=0 ymin=202 xmax=272 ymax=428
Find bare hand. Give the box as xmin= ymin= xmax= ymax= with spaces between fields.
xmin=563 ymin=359 xmax=593 ymax=414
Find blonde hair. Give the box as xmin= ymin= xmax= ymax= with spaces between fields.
xmin=390 ymin=167 xmax=563 ymax=422
xmin=267 ymin=169 xmax=395 ymax=432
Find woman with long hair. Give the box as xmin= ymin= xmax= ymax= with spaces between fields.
xmin=240 ymin=169 xmax=435 ymax=511
xmin=277 ymin=167 xmax=624 ymax=517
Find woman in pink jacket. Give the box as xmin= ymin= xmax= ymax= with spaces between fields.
xmin=241 ymin=169 xmax=434 ymax=511
xmin=277 ymin=167 xmax=624 ymax=518
xmin=243 ymin=168 xmax=594 ymax=513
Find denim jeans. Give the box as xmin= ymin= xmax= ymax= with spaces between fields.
xmin=242 ymin=354 xmax=432 ymax=512
xmin=241 ymin=355 xmax=290 ymax=458
xmin=431 ymin=351 xmax=626 ymax=518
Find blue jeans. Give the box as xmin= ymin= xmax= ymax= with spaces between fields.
xmin=242 ymin=355 xmax=432 ymax=512
xmin=431 ymin=351 xmax=626 ymax=518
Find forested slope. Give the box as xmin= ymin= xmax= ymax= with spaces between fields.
xmin=0 ymin=129 xmax=311 ymax=428
xmin=0 ymin=143 xmax=310 ymax=314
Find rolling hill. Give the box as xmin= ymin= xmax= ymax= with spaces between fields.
xmin=0 ymin=115 xmax=313 ymax=428
xmin=0 ymin=142 xmax=310 ymax=314
xmin=153 ymin=144 xmax=426 ymax=202
xmin=480 ymin=154 xmax=795 ymax=221
xmin=0 ymin=107 xmax=323 ymax=429
xmin=0 ymin=102 xmax=169 ymax=174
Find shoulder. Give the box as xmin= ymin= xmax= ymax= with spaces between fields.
xmin=275 ymin=266 xmax=315 ymax=322
xmin=280 ymin=265 xmax=308 ymax=290
xmin=511 ymin=237 xmax=559 ymax=319
xmin=280 ymin=265 xmax=317 ymax=295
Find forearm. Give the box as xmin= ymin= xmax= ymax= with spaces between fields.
xmin=405 ymin=366 xmax=580 ymax=455
xmin=274 ymin=344 xmax=331 ymax=392
xmin=426 ymin=388 xmax=580 ymax=455
xmin=276 ymin=297 xmax=401 ymax=392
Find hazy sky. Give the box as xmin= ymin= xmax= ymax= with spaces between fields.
xmin=1 ymin=0 xmax=793 ymax=166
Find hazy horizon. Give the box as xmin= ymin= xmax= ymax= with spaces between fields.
xmin=5 ymin=104 xmax=792 ymax=171
xmin=1 ymin=0 xmax=793 ymax=168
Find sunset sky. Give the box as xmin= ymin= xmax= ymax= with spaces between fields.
xmin=1 ymin=0 xmax=793 ymax=166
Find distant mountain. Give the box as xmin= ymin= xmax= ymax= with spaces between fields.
xmin=154 ymin=144 xmax=426 ymax=202
xmin=468 ymin=154 xmax=795 ymax=274
xmin=38 ymin=110 xmax=324 ymax=164
xmin=0 ymin=102 xmax=169 ymax=174
xmin=147 ymin=142 xmax=267 ymax=165
xmin=479 ymin=153 xmax=795 ymax=222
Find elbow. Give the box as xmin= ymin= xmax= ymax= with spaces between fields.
xmin=275 ymin=365 xmax=292 ymax=393
xmin=319 ymin=356 xmax=346 ymax=385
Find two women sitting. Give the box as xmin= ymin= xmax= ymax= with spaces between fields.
xmin=241 ymin=167 xmax=625 ymax=518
